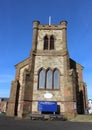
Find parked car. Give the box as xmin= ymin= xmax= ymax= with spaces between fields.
xmin=88 ymin=109 xmax=92 ymax=114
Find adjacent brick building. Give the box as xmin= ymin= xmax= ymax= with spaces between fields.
xmin=7 ymin=20 xmax=88 ymax=118
xmin=0 ymin=98 xmax=8 ymax=113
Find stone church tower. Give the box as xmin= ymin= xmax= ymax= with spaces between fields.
xmin=7 ymin=20 xmax=88 ymax=118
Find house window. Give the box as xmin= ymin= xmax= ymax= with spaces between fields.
xmin=44 ymin=35 xmax=55 ymax=50
xmin=38 ymin=68 xmax=59 ymax=90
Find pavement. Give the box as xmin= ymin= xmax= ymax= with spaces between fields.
xmin=0 ymin=116 xmax=92 ymax=130
xmin=70 ymin=115 xmax=92 ymax=122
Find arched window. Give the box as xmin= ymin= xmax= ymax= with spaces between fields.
xmin=38 ymin=69 xmax=45 ymax=89
xmin=43 ymin=35 xmax=55 ymax=50
xmin=46 ymin=69 xmax=52 ymax=89
xmin=50 ymin=35 xmax=54 ymax=50
xmin=44 ymin=35 xmax=48 ymax=50
xmin=53 ymin=69 xmax=59 ymax=89
xmin=38 ymin=68 xmax=60 ymax=90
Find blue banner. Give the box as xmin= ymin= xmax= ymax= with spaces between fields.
xmin=38 ymin=101 xmax=57 ymax=112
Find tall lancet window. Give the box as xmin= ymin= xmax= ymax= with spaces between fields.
xmin=50 ymin=35 xmax=54 ymax=50
xmin=44 ymin=35 xmax=48 ymax=50
xmin=53 ymin=69 xmax=59 ymax=89
xmin=38 ymin=68 xmax=45 ymax=89
xmin=38 ymin=68 xmax=60 ymax=90
xmin=46 ymin=69 xmax=52 ymax=89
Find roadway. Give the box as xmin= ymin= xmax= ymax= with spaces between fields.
xmin=0 ymin=116 xmax=92 ymax=130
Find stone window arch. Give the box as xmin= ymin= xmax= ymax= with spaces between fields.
xmin=53 ymin=68 xmax=60 ymax=89
xmin=43 ymin=35 xmax=55 ymax=50
xmin=50 ymin=35 xmax=54 ymax=50
xmin=38 ymin=68 xmax=60 ymax=90
xmin=46 ymin=68 xmax=52 ymax=89
xmin=44 ymin=35 xmax=48 ymax=50
xmin=38 ymin=68 xmax=45 ymax=89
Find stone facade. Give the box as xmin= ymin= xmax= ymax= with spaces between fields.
xmin=7 ymin=20 xmax=88 ymax=118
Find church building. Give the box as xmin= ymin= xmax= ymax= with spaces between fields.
xmin=7 ymin=20 xmax=88 ymax=118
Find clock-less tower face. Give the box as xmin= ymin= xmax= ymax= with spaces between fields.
xmin=37 ymin=29 xmax=63 ymax=51
xmin=31 ymin=21 xmax=69 ymax=113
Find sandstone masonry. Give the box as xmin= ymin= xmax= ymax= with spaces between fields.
xmin=7 ymin=20 xmax=88 ymax=118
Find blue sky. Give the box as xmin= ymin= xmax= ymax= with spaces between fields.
xmin=0 ymin=0 xmax=92 ymax=99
